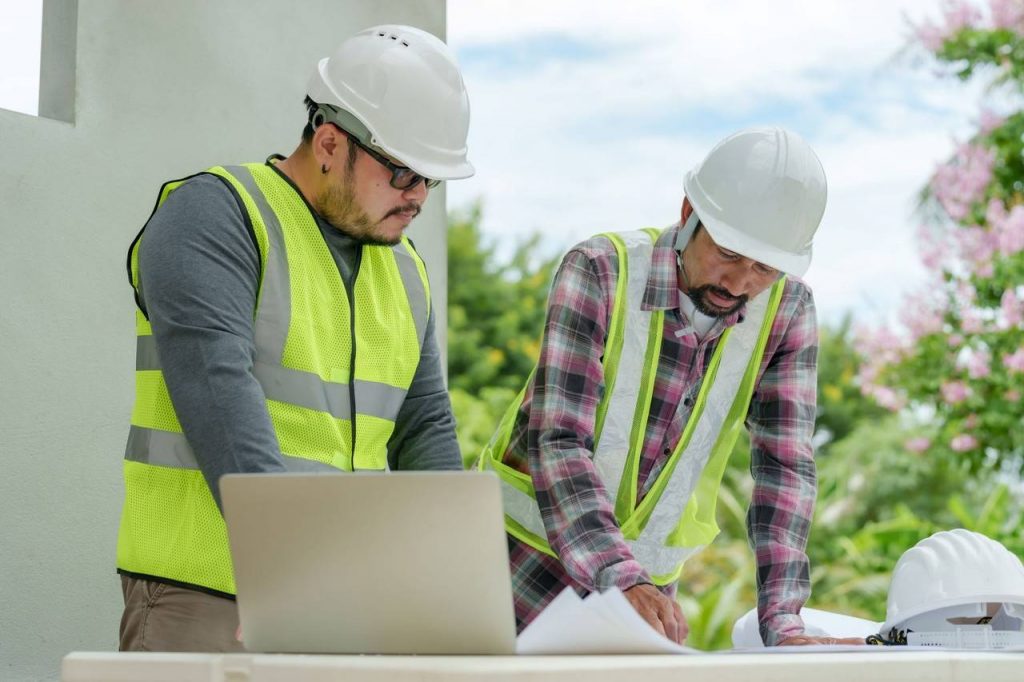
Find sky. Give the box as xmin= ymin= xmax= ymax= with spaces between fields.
xmin=0 ymin=1 xmax=988 ymax=325
xmin=446 ymin=0 xmax=989 ymax=326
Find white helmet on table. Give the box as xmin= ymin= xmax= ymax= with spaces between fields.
xmin=682 ymin=127 xmax=826 ymax=277
xmin=306 ymin=24 xmax=473 ymax=181
xmin=881 ymin=529 xmax=1024 ymax=648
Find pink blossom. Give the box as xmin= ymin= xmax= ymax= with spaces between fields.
xmin=986 ymin=197 xmax=1006 ymax=224
xmin=951 ymin=434 xmax=979 ymax=452
xmin=948 ymin=333 xmax=965 ymax=348
xmin=963 ymin=413 xmax=980 ymax=429
xmin=955 ymin=225 xmax=998 ymax=277
xmin=914 ymin=22 xmax=949 ymax=51
xmin=931 ymin=144 xmax=995 ymax=221
xmin=870 ymin=385 xmax=906 ymax=411
xmin=986 ymin=199 xmax=1024 ymax=256
xmin=1006 ymin=389 xmax=1022 ymax=402
xmin=941 ymin=380 xmax=973 ymax=404
xmin=1003 ymin=348 xmax=1024 ymax=373
xmin=961 ymin=308 xmax=986 ymax=333
xmin=997 ymin=207 xmax=1024 ymax=256
xmin=1002 ymin=289 xmax=1023 ymax=328
xmin=989 ymin=0 xmax=1024 ymax=33
xmin=900 ymin=291 xmax=946 ymax=341
xmin=944 ymin=0 xmax=983 ymax=28
xmin=857 ymin=364 xmax=880 ymax=388
xmin=912 ymin=1 xmax=984 ymax=49
xmin=917 ymin=224 xmax=950 ymax=272
xmin=978 ymin=108 xmax=1006 ymax=134
xmin=954 ymin=279 xmax=978 ymax=306
xmin=905 ymin=437 xmax=932 ymax=453
xmin=965 ymin=348 xmax=992 ymax=378
xmin=853 ymin=325 xmax=906 ymax=366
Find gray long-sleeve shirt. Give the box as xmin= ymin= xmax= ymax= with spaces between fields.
xmin=134 ymin=164 xmax=461 ymax=508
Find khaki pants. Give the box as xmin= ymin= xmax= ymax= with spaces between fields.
xmin=119 ymin=575 xmax=245 ymax=652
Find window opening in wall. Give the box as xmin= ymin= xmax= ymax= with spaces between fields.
xmin=0 ymin=0 xmax=44 ymax=116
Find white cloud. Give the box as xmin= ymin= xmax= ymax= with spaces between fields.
xmin=447 ymin=0 xmax=985 ymax=324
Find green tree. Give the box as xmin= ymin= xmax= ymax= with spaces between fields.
xmin=858 ymin=1 xmax=1024 ymax=474
xmin=447 ymin=203 xmax=558 ymax=395
xmin=447 ymin=204 xmax=559 ymax=463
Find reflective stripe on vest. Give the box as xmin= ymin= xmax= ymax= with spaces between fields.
xmin=118 ymin=162 xmax=430 ymax=594
xmin=480 ymin=228 xmax=785 ymax=585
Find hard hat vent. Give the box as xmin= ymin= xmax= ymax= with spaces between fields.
xmin=376 ymin=30 xmax=410 ymax=47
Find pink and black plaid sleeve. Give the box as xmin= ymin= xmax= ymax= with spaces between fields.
xmin=525 ymin=245 xmax=653 ymax=593
xmin=746 ymin=285 xmax=818 ymax=645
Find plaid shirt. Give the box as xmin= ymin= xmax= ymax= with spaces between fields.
xmin=501 ymin=223 xmax=818 ymax=646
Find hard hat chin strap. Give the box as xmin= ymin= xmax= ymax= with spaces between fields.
xmin=310 ymin=103 xmax=376 ymax=149
xmin=674 ymin=212 xmax=700 ymax=252
xmin=674 ymin=212 xmax=701 ymax=293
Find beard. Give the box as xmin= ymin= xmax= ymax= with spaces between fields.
xmin=314 ymin=176 xmax=420 ymax=246
xmin=688 ymin=284 xmax=747 ymax=317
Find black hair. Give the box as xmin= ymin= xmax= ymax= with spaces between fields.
xmin=301 ymin=96 xmax=317 ymax=144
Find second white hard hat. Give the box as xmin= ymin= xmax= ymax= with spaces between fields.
xmin=683 ymin=127 xmax=827 ymax=277
xmin=307 ymin=25 xmax=473 ymax=181
xmin=882 ymin=529 xmax=1024 ymax=635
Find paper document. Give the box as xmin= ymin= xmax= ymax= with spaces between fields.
xmin=516 ymin=587 xmax=701 ymax=655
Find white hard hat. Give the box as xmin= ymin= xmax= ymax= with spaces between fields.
xmin=307 ymin=24 xmax=473 ymax=180
xmin=882 ymin=529 xmax=1024 ymax=635
xmin=683 ymin=127 xmax=826 ymax=277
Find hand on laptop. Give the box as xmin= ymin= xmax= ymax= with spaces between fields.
xmin=623 ymin=583 xmax=688 ymax=644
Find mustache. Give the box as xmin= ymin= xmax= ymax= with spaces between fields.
xmin=384 ymin=203 xmax=422 ymax=220
xmin=707 ymin=285 xmax=746 ymax=305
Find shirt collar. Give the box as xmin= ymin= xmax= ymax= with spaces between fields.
xmin=642 ymin=222 xmax=746 ymax=327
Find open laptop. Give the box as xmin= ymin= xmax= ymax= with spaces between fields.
xmin=220 ymin=471 xmax=517 ymax=655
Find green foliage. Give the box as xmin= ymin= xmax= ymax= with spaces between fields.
xmin=449 ymin=386 xmax=517 ymax=468
xmin=447 ymin=203 xmax=558 ymax=396
xmin=816 ymin=415 xmax=982 ymax=532
xmin=940 ymin=28 xmax=1024 ymax=88
xmin=816 ymin=317 xmax=891 ymax=449
xmin=446 ymin=203 xmax=560 ymax=467
xmin=685 ymin=323 xmax=1020 ymax=650
xmin=678 ymin=538 xmax=756 ymax=649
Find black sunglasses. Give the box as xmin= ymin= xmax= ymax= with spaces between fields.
xmin=346 ymin=134 xmax=441 ymax=191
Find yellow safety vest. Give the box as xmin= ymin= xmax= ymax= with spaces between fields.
xmin=117 ymin=163 xmax=431 ymax=595
xmin=479 ymin=228 xmax=784 ymax=585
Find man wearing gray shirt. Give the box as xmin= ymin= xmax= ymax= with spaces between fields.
xmin=117 ymin=25 xmax=473 ymax=652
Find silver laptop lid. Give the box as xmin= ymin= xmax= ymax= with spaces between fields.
xmin=221 ymin=471 xmax=516 ymax=655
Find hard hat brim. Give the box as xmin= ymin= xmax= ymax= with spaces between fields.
xmin=881 ymin=593 xmax=1024 ymax=634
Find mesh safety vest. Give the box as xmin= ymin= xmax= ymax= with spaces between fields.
xmin=117 ymin=163 xmax=431 ymax=594
xmin=479 ymin=229 xmax=784 ymax=585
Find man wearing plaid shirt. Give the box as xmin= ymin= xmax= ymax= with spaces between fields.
xmin=480 ymin=128 xmax=863 ymax=647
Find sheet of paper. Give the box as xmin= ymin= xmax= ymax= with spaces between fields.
xmin=516 ymin=587 xmax=701 ymax=655
xmin=728 ymin=644 xmax=908 ymax=654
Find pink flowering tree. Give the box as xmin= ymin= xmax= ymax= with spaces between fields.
xmin=858 ymin=0 xmax=1024 ymax=473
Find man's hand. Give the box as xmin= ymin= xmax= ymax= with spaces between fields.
xmin=777 ymin=635 xmax=865 ymax=646
xmin=623 ymin=583 xmax=688 ymax=644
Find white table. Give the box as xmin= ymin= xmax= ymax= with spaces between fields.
xmin=62 ymin=650 xmax=1024 ymax=682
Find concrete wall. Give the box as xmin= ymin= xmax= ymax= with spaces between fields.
xmin=0 ymin=1 xmax=448 ymax=679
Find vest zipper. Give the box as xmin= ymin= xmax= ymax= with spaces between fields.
xmin=348 ymin=245 xmax=363 ymax=471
